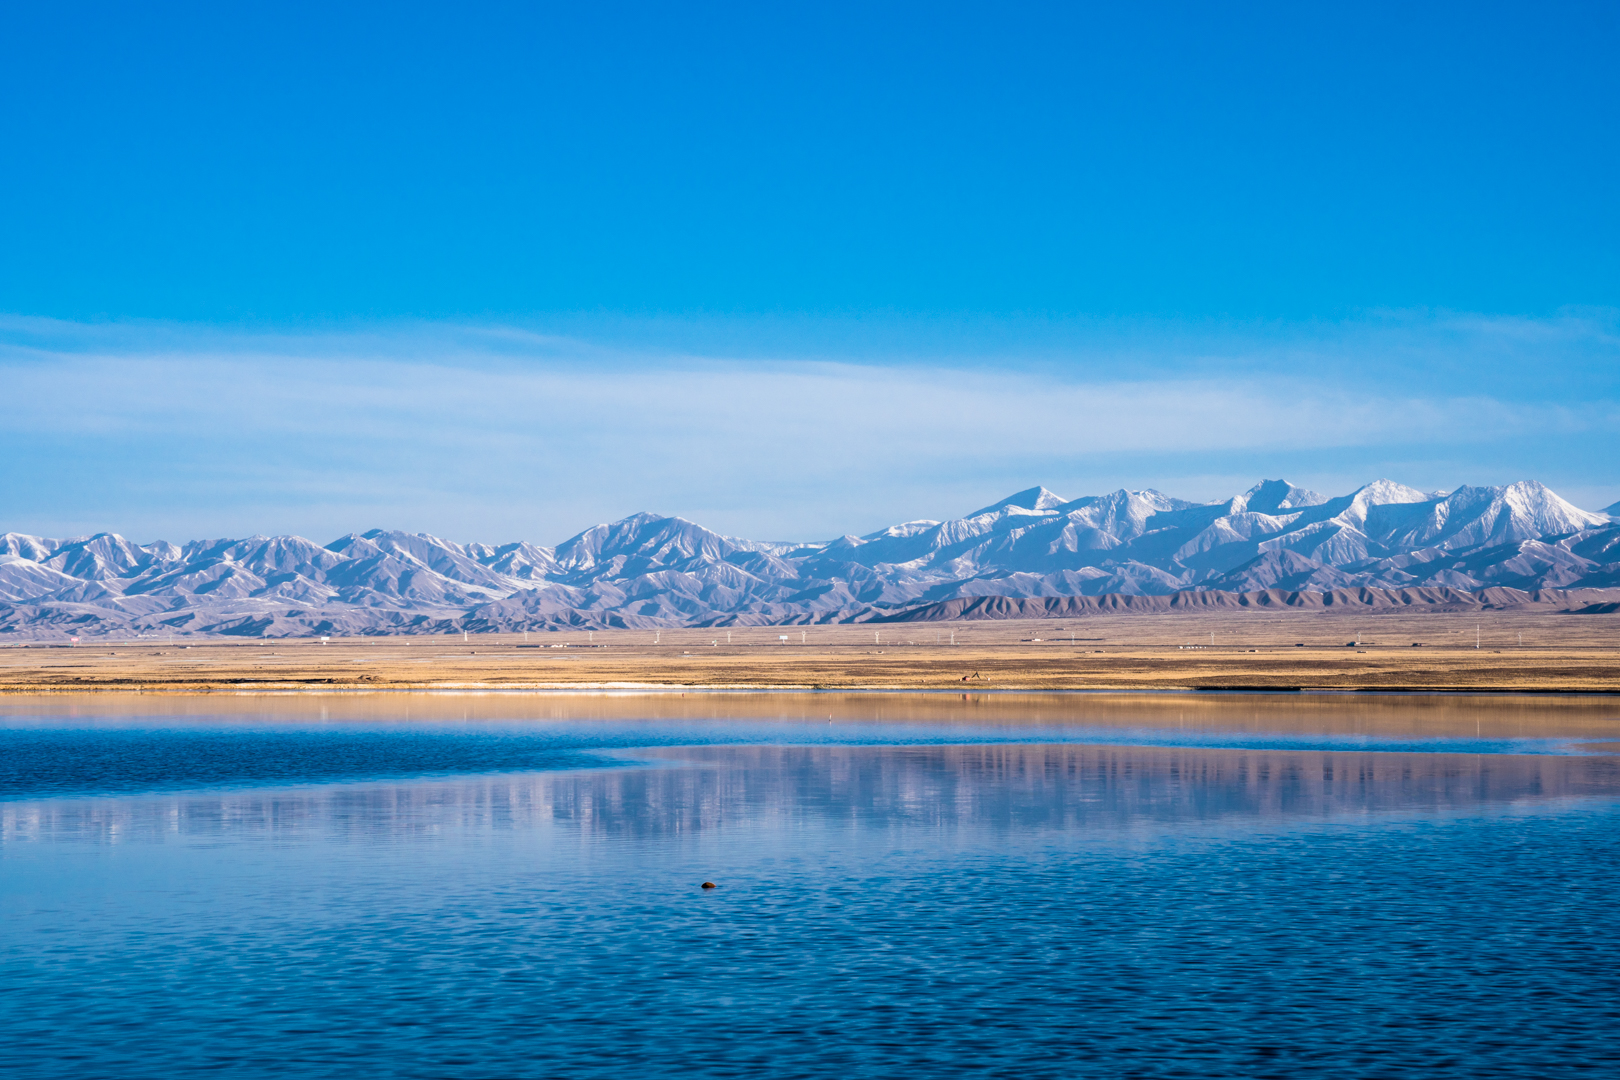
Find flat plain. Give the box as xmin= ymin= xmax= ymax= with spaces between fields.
xmin=2 ymin=609 xmax=1617 ymax=693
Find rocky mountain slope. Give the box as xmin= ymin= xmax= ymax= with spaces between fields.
xmin=3 ymin=479 xmax=1618 ymax=638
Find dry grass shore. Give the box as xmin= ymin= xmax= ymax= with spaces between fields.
xmin=2 ymin=609 xmax=1617 ymax=693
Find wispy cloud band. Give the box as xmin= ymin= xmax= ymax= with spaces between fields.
xmin=1 ymin=314 xmax=1616 ymax=542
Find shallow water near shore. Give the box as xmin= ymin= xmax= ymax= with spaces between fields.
xmin=4 ymin=692 xmax=1620 ymax=1077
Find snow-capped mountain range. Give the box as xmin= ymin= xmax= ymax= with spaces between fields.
xmin=3 ymin=480 xmax=1618 ymax=638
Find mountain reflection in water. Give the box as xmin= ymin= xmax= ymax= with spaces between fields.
xmin=8 ymin=743 xmax=1618 ymax=845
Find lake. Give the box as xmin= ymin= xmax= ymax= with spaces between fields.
xmin=4 ymin=691 xmax=1619 ymax=1078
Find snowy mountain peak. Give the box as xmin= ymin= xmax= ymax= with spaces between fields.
xmin=1351 ymin=479 xmax=1433 ymax=506
xmin=968 ymin=486 xmax=1069 ymax=517
xmin=1496 ymin=480 xmax=1609 ymax=533
xmin=0 ymin=533 xmax=58 ymax=562
xmin=1231 ymin=479 xmax=1327 ymax=516
xmin=1065 ymin=487 xmax=1184 ymax=509
xmin=867 ymin=520 xmax=943 ymax=540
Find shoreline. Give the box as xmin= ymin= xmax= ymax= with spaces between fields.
xmin=6 ymin=683 xmax=1620 ymax=747
xmin=4 ymin=684 xmax=1620 ymax=696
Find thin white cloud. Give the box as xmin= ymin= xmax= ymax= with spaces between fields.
xmin=1 ymin=315 xmax=1616 ymax=542
xmin=2 ymin=350 xmax=1611 ymax=448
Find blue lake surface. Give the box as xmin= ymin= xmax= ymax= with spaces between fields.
xmin=4 ymin=694 xmax=1620 ymax=1077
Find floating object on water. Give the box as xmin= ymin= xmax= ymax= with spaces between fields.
xmin=701 ymin=881 xmax=717 ymax=889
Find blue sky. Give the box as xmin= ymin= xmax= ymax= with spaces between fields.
xmin=1 ymin=2 xmax=1617 ymax=543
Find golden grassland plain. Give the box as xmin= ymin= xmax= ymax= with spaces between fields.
xmin=2 ymin=610 xmax=1617 ymax=694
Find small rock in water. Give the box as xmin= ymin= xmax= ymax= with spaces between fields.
xmin=701 ymin=881 xmax=717 ymax=889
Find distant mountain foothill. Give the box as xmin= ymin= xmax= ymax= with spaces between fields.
xmin=3 ymin=480 xmax=1619 ymax=638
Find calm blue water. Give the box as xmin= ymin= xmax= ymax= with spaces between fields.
xmin=4 ymin=704 xmax=1620 ymax=1077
